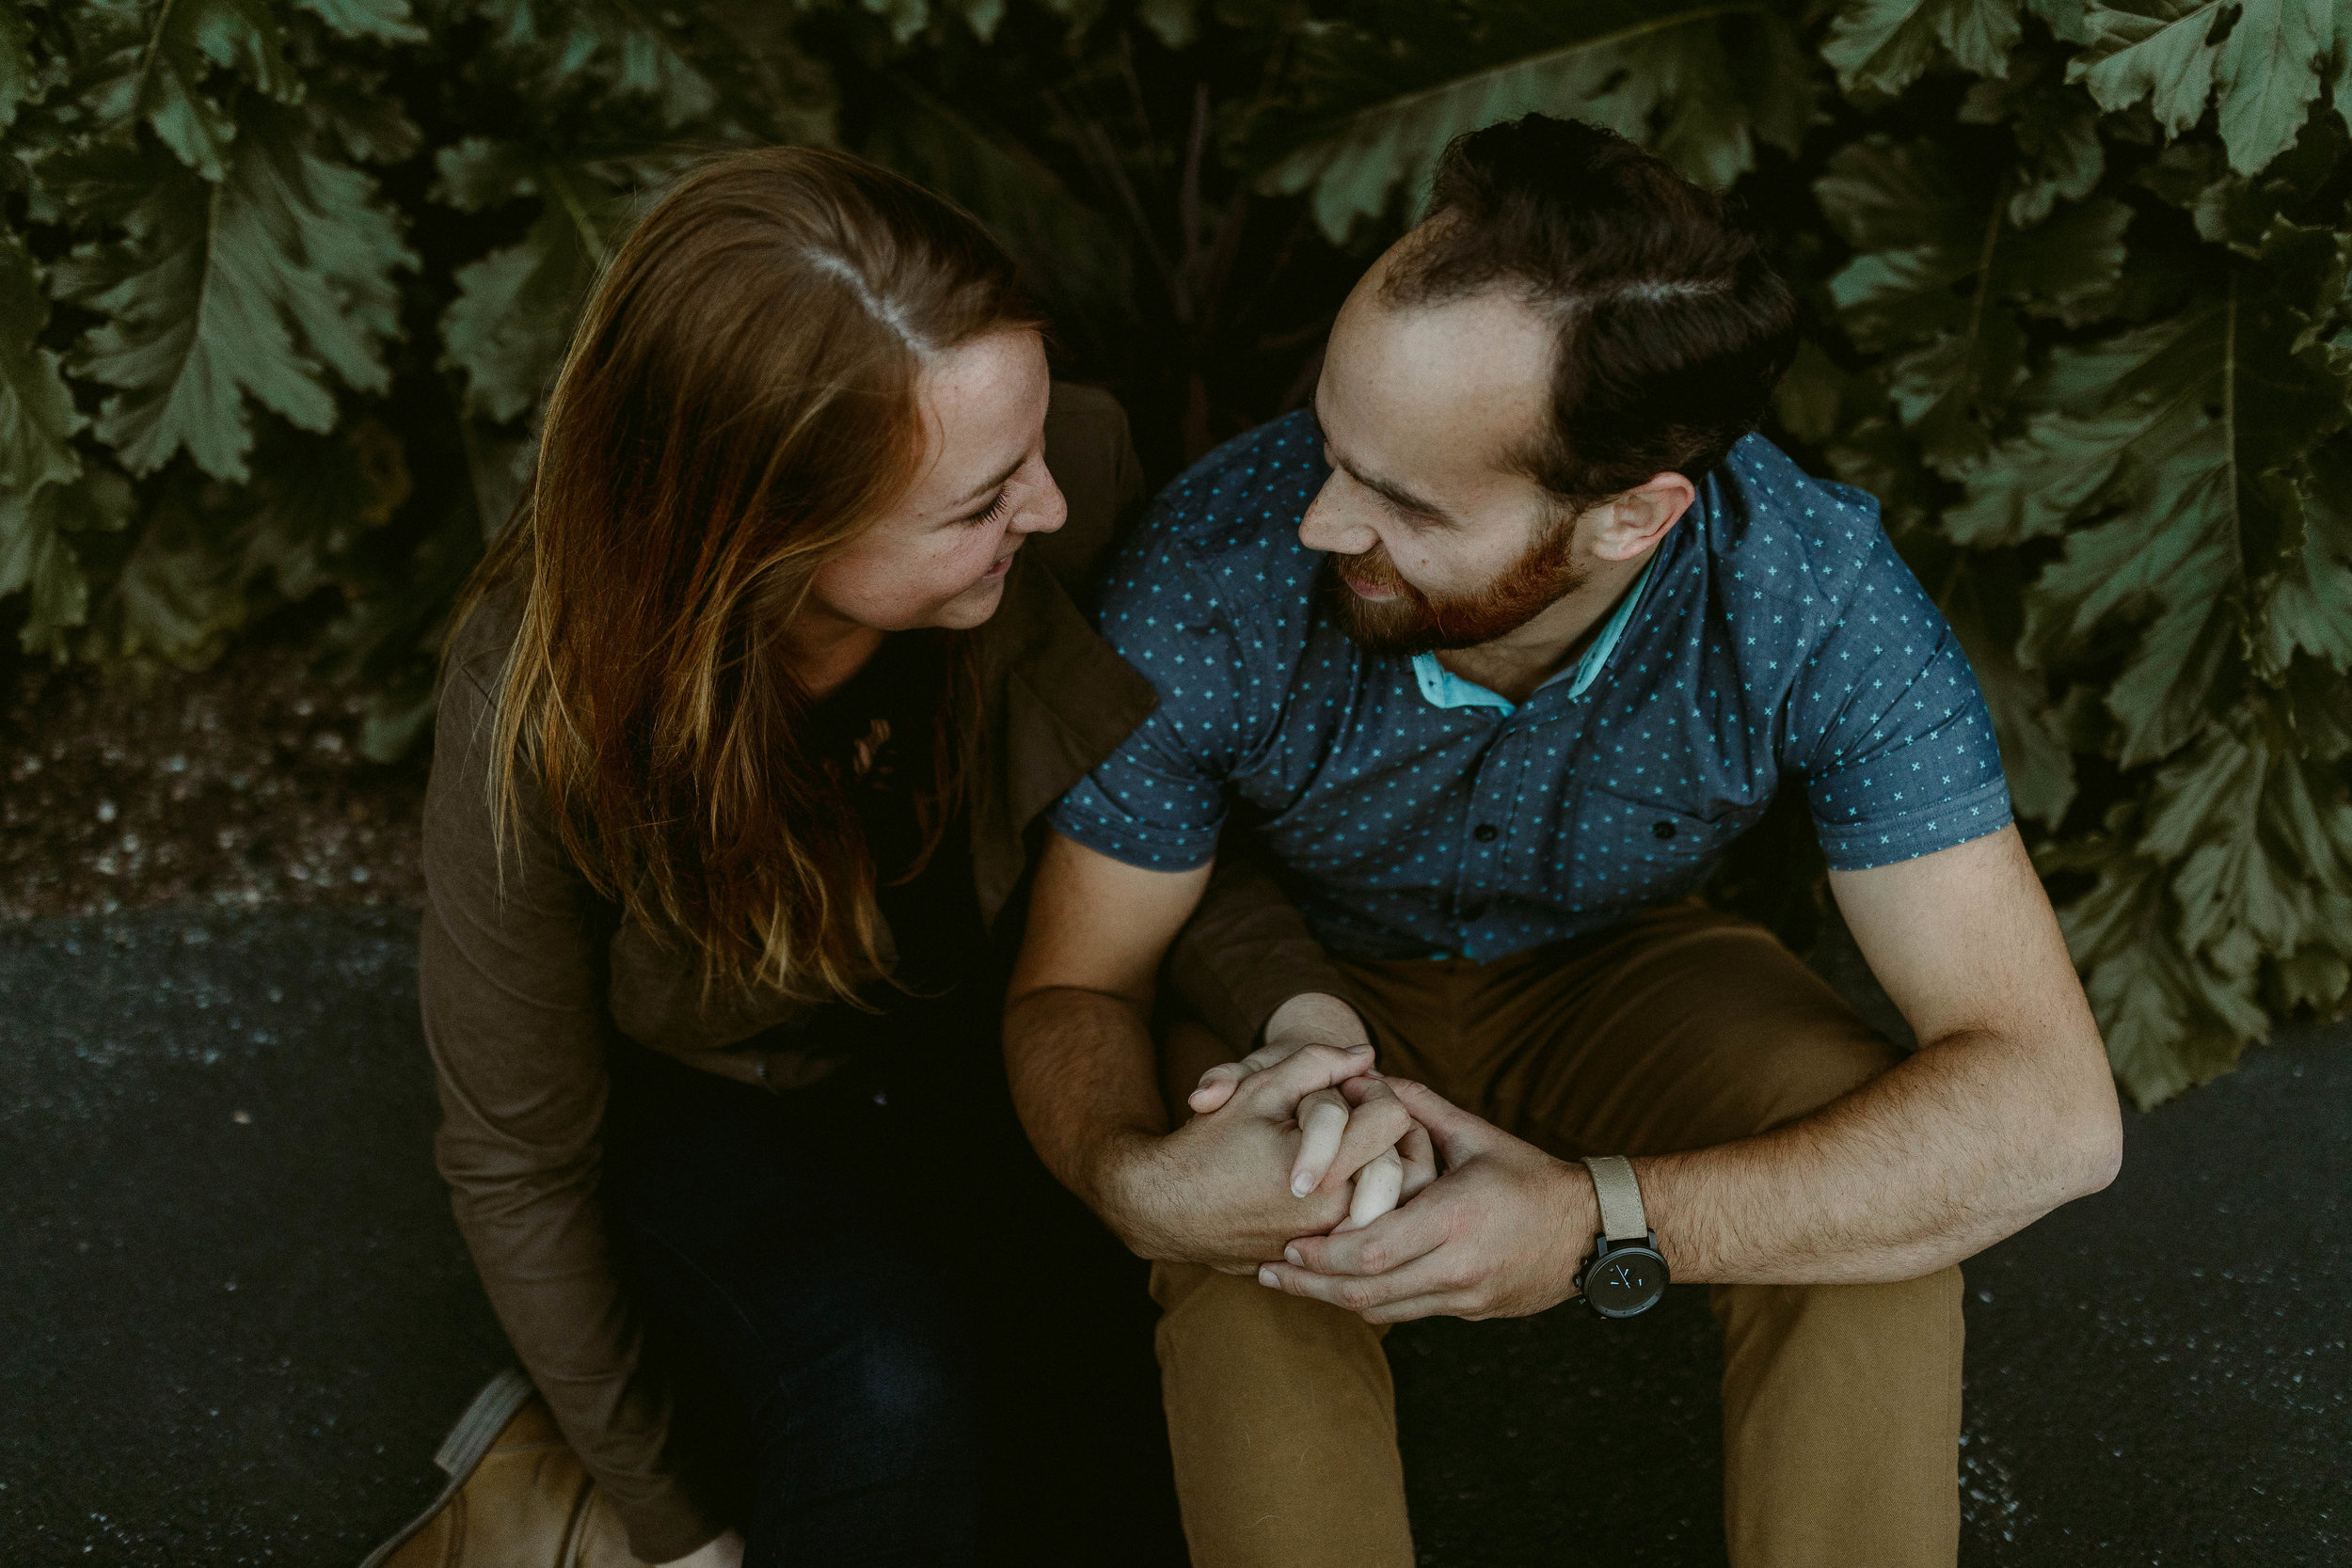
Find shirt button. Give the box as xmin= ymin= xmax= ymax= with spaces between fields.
xmin=1473 ymin=823 xmax=1500 ymax=842
xmin=1652 ymin=820 xmax=1677 ymax=840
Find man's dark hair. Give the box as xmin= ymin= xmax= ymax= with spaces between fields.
xmin=1382 ymin=115 xmax=1798 ymax=510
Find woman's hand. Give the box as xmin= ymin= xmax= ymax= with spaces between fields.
xmin=1185 ymin=992 xmax=1437 ymax=1227
xmin=660 ymin=1528 xmax=746 ymax=1568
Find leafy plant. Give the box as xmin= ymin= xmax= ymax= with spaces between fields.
xmin=4 ymin=0 xmax=2347 ymax=1104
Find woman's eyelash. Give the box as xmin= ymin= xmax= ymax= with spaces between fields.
xmin=965 ymin=490 xmax=1012 ymax=527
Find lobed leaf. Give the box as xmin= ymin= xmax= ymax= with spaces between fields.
xmin=1821 ymin=0 xmax=2022 ymax=97
xmin=433 ymin=142 xmax=683 ymax=421
xmin=0 ymin=230 xmax=83 ymax=497
xmin=81 ymin=483 xmax=247 ymax=667
xmin=2013 ymin=226 xmax=2352 ymax=764
xmin=0 ymin=464 xmax=134 ymax=656
xmin=2055 ymin=814 xmax=2270 ymax=1105
xmin=56 ymin=113 xmax=418 ymax=481
xmin=74 ymin=0 xmax=304 ymax=182
xmin=293 ymin=0 xmax=428 ymax=43
xmin=2250 ymin=439 xmax=2352 ymax=675
xmin=0 ymin=0 xmax=44 ymax=132
xmin=468 ymin=0 xmax=719 ymax=128
xmin=1942 ymin=555 xmax=2077 ymax=827
xmin=2072 ymin=0 xmax=2340 ymax=176
xmin=1821 ymin=136 xmax=2131 ymax=477
xmin=1255 ymin=2 xmax=1818 ymax=244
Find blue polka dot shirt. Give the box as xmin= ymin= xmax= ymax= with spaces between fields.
xmin=1047 ymin=411 xmax=2014 ymax=963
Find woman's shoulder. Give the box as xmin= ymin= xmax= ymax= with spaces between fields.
xmin=440 ymin=573 xmax=528 ymax=714
xmin=1035 ymin=381 xmax=1145 ymax=598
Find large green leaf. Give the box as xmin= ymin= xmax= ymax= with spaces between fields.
xmin=2052 ymin=811 xmax=2270 ymax=1106
xmin=434 ymin=138 xmax=690 ymax=422
xmin=1942 ymin=553 xmax=2077 ymax=827
xmin=2141 ymin=717 xmax=2352 ymax=978
xmin=0 ymin=464 xmax=133 ymax=656
xmin=80 ymin=482 xmax=246 ymax=666
xmin=468 ymin=0 xmax=719 ymax=127
xmin=294 ymin=0 xmax=427 ymax=43
xmin=73 ymin=0 xmax=303 ymax=182
xmin=55 ymin=114 xmax=418 ymax=481
xmin=2251 ymin=437 xmax=2352 ymax=675
xmin=1820 ymin=0 xmax=2020 ymax=97
xmin=2015 ymin=224 xmax=2352 ymax=766
xmin=0 ymin=0 xmax=48 ymax=133
xmin=1818 ymin=136 xmax=2130 ymax=477
xmin=1255 ymin=1 xmax=1818 ymax=244
xmin=2070 ymin=0 xmax=2344 ymax=176
xmin=1958 ymin=41 xmax=2106 ymax=226
xmin=0 ymin=230 xmax=82 ymax=496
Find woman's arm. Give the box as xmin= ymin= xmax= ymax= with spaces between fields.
xmin=419 ymin=639 xmax=725 ymax=1566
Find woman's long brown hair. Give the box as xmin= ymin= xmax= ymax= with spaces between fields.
xmin=450 ymin=146 xmax=1039 ymax=1005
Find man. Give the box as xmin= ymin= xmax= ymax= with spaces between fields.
xmin=1002 ymin=115 xmax=2122 ymax=1568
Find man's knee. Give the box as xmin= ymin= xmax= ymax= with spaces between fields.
xmin=1712 ymin=1265 xmax=1965 ymax=1410
xmin=1151 ymin=1259 xmax=1391 ymax=1391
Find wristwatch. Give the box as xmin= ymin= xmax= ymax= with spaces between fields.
xmin=1575 ymin=1155 xmax=1669 ymax=1319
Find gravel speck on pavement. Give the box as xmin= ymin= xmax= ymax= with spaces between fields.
xmin=2 ymin=907 xmax=2344 ymax=1567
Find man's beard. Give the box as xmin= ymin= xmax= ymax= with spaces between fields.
xmin=1320 ymin=522 xmax=1588 ymax=657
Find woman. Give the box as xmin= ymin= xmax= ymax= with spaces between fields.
xmin=407 ymin=148 xmax=1246 ymax=1568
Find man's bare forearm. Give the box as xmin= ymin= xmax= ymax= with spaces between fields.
xmin=1002 ymin=986 xmax=1167 ymax=1216
xmin=1635 ymin=1023 xmax=2120 ymax=1285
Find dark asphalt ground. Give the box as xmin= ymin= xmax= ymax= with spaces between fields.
xmin=2 ymin=905 xmax=2345 ymax=1567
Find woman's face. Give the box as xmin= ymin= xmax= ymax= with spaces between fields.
xmin=809 ymin=327 xmax=1066 ymax=633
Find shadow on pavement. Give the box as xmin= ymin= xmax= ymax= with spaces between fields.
xmin=3 ymin=906 xmax=2344 ymax=1566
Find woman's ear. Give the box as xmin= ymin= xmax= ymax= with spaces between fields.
xmin=1590 ymin=472 xmax=1696 ymax=562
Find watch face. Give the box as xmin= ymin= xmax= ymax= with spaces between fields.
xmin=1582 ymin=1246 xmax=1667 ymax=1318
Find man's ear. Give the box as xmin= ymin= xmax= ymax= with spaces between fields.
xmin=1589 ymin=472 xmax=1696 ymax=562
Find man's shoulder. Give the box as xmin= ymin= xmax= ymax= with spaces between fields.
xmin=1701 ymin=434 xmax=1907 ymax=621
xmin=1113 ymin=411 xmax=1327 ymax=608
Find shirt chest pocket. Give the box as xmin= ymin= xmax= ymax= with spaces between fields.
xmin=1564 ymin=785 xmax=1750 ymax=915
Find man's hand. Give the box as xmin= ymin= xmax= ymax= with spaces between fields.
xmin=1254 ymin=1078 xmax=1597 ymax=1323
xmin=1183 ymin=991 xmax=1434 ymax=1218
xmin=1106 ymin=1041 xmax=1422 ymax=1273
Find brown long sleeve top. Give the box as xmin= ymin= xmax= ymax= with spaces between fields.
xmin=418 ymin=385 xmax=1342 ymax=1560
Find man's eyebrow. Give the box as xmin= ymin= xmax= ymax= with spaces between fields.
xmin=947 ymin=451 xmax=1026 ymax=513
xmin=1311 ymin=394 xmax=1456 ymax=526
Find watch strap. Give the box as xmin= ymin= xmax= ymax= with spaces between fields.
xmin=1581 ymin=1155 xmax=1646 ymax=1243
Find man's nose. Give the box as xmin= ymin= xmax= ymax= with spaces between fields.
xmin=1297 ymin=481 xmax=1378 ymax=556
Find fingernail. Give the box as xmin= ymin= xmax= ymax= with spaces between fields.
xmin=1258 ymin=1265 xmax=1279 ymax=1288
xmin=1285 ymin=1244 xmax=1303 ymax=1266
xmin=1291 ymin=1170 xmax=1316 ymax=1196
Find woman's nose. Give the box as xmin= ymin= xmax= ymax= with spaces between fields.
xmin=1020 ymin=477 xmax=1070 ymax=535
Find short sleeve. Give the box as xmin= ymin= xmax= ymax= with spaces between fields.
xmin=1044 ymin=531 xmax=1262 ymax=871
xmin=1788 ymin=531 xmax=2014 ymax=870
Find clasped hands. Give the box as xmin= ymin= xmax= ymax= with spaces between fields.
xmin=1101 ymin=996 xmax=1594 ymax=1325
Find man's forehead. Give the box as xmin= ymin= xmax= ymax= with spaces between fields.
xmin=1320 ymin=286 xmax=1553 ymax=480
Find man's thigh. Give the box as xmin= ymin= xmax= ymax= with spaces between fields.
xmin=1340 ymin=901 xmax=1903 ymax=1158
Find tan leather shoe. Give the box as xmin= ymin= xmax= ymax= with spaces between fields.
xmin=360 ymin=1369 xmax=647 ymax=1568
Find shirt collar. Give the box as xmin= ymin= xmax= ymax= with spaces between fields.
xmin=1408 ymin=552 xmax=1660 ymax=717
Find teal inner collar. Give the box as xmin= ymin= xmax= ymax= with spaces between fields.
xmin=1409 ymin=554 xmax=1658 ymax=716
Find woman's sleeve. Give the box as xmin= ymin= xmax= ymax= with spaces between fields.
xmin=418 ymin=657 xmax=723 ymax=1564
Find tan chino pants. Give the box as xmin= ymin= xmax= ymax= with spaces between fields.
xmin=1152 ymin=901 xmax=1963 ymax=1568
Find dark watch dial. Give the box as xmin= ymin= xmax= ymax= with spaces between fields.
xmin=1580 ymin=1242 xmax=1668 ymax=1319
